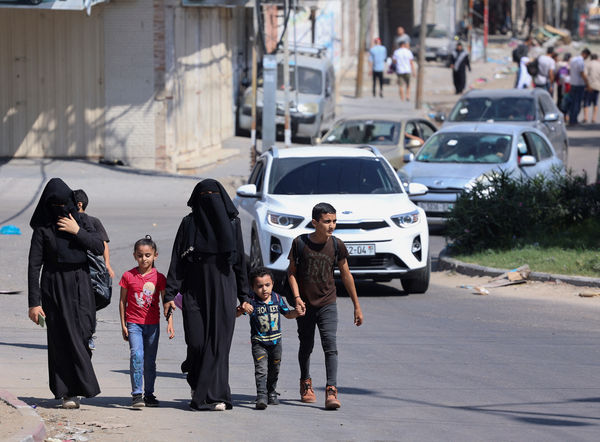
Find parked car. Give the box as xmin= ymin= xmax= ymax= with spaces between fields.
xmin=399 ymin=123 xmax=565 ymax=225
xmin=233 ymin=145 xmax=431 ymax=293
xmin=442 ymin=88 xmax=569 ymax=163
xmin=237 ymin=47 xmax=336 ymax=141
xmin=317 ymin=115 xmax=437 ymax=169
xmin=410 ymin=24 xmax=455 ymax=62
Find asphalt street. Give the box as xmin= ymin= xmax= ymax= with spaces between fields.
xmin=1 ymin=42 xmax=600 ymax=441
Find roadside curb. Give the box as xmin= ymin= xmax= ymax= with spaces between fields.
xmin=438 ymin=248 xmax=600 ymax=288
xmin=0 ymin=390 xmax=46 ymax=442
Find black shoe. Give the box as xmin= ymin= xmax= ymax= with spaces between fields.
xmin=144 ymin=394 xmax=159 ymax=407
xmin=256 ymin=394 xmax=268 ymax=410
xmin=132 ymin=394 xmax=144 ymax=408
xmin=268 ymin=391 xmax=280 ymax=405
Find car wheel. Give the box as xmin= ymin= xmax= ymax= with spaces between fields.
xmin=250 ymin=231 xmax=264 ymax=269
xmin=401 ymin=252 xmax=430 ymax=294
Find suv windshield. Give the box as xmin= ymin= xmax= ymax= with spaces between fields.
xmin=277 ymin=65 xmax=323 ymax=95
xmin=448 ymin=97 xmax=536 ymax=122
xmin=416 ymin=133 xmax=512 ymax=163
xmin=322 ymin=121 xmax=399 ymax=145
xmin=268 ymin=157 xmax=402 ymax=194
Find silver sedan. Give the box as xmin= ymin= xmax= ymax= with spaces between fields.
xmin=399 ymin=123 xmax=565 ymax=225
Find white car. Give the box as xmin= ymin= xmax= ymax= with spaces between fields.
xmin=233 ymin=145 xmax=431 ymax=294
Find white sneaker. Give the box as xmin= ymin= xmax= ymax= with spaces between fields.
xmin=62 ymin=397 xmax=80 ymax=409
xmin=211 ymin=402 xmax=226 ymax=411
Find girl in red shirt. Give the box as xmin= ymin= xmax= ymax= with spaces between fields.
xmin=119 ymin=235 xmax=173 ymax=407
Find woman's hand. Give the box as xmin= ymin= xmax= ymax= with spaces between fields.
xmin=163 ymin=300 xmax=176 ymax=318
xmin=167 ymin=322 xmax=175 ymax=339
xmin=56 ymin=213 xmax=80 ymax=235
xmin=28 ymin=306 xmax=45 ymax=325
xmin=295 ymin=297 xmax=306 ymax=316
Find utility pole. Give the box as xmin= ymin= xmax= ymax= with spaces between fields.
xmin=250 ymin=4 xmax=258 ymax=165
xmin=355 ymin=0 xmax=368 ymax=98
xmin=261 ymin=4 xmax=278 ymax=152
xmin=415 ymin=0 xmax=428 ymax=109
xmin=283 ymin=0 xmax=291 ymax=147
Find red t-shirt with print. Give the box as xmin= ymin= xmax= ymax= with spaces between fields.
xmin=119 ymin=267 xmax=166 ymax=325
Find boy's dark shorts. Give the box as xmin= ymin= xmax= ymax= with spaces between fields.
xmin=397 ymin=73 xmax=411 ymax=86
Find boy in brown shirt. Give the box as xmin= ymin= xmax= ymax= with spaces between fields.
xmin=287 ymin=202 xmax=363 ymax=409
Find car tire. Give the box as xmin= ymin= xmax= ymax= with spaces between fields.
xmin=401 ymin=252 xmax=430 ymax=294
xmin=250 ymin=231 xmax=264 ymax=269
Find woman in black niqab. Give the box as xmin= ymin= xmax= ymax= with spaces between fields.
xmin=28 ymin=178 xmax=104 ymax=406
xmin=164 ymin=179 xmax=251 ymax=410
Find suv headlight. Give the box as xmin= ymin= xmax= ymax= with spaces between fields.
xmin=267 ymin=211 xmax=304 ymax=229
xmin=297 ymin=102 xmax=318 ymax=114
xmin=391 ymin=210 xmax=420 ymax=227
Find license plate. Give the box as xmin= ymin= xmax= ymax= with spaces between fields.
xmin=418 ymin=202 xmax=453 ymax=212
xmin=347 ymin=243 xmax=376 ymax=256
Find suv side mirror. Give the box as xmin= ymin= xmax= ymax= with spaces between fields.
xmin=408 ymin=182 xmax=428 ymax=196
xmin=406 ymin=139 xmax=423 ymax=149
xmin=236 ymin=184 xmax=259 ymax=197
xmin=403 ymin=153 xmax=415 ymax=163
xmin=543 ymin=113 xmax=559 ymax=122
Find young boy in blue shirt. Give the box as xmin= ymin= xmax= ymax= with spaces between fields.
xmin=237 ymin=266 xmax=299 ymax=409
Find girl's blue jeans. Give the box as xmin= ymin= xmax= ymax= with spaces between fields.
xmin=127 ymin=322 xmax=159 ymax=396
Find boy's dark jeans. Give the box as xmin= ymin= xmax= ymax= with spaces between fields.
xmin=252 ymin=341 xmax=282 ymax=396
xmin=297 ymin=302 xmax=338 ymax=386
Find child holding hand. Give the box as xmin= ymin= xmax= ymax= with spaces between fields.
xmin=237 ymin=266 xmax=299 ymax=409
xmin=119 ymin=235 xmax=174 ymax=408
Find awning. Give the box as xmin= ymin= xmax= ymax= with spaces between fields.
xmin=0 ymin=0 xmax=106 ymax=15
xmin=182 ymin=0 xmax=251 ymax=7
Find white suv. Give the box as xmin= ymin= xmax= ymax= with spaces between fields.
xmin=233 ymin=145 xmax=431 ymax=293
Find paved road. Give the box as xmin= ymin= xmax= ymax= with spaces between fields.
xmin=2 ymin=159 xmax=600 ymax=441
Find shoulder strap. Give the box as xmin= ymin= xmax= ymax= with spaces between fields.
xmin=294 ymin=234 xmax=308 ymax=266
xmin=331 ymin=236 xmax=339 ymax=263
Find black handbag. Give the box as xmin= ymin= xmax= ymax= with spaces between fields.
xmin=87 ymin=251 xmax=112 ymax=311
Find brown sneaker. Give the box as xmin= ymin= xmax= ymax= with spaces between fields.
xmin=300 ymin=378 xmax=316 ymax=403
xmin=325 ymin=385 xmax=341 ymax=409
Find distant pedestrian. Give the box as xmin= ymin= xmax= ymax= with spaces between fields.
xmin=520 ymin=0 xmax=536 ymax=36
xmin=395 ymin=26 xmax=411 ymax=48
xmin=392 ymin=41 xmax=415 ymax=101
xmin=568 ymin=48 xmax=591 ymax=125
xmin=512 ymin=36 xmax=533 ymax=87
xmin=516 ymin=55 xmax=533 ymax=89
xmin=163 ymin=179 xmax=252 ymax=411
xmin=368 ymin=37 xmax=387 ymax=97
xmin=236 ymin=266 xmax=299 ymax=410
xmin=287 ymin=202 xmax=363 ymax=410
xmin=73 ymin=188 xmax=113 ymax=351
xmin=449 ymin=42 xmax=470 ymax=94
xmin=555 ymin=53 xmax=571 ymax=113
xmin=534 ymin=47 xmax=555 ymax=93
xmin=582 ymin=53 xmax=600 ymax=123
xmin=27 ymin=178 xmax=104 ymax=409
xmin=119 ymin=235 xmax=173 ymax=408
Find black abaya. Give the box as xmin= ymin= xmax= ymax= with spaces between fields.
xmin=165 ymin=214 xmax=249 ymax=409
xmin=28 ymin=179 xmax=104 ymax=399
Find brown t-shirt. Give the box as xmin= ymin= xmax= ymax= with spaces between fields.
xmin=288 ymin=235 xmax=349 ymax=308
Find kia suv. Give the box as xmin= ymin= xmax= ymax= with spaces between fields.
xmin=233 ymin=145 xmax=431 ymax=294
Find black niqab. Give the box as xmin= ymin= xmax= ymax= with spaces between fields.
xmin=186 ymin=179 xmax=238 ymax=255
xmin=30 ymin=178 xmax=86 ymax=264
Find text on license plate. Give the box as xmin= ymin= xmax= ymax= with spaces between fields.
xmin=417 ymin=202 xmax=453 ymax=212
xmin=347 ymin=243 xmax=376 ymax=256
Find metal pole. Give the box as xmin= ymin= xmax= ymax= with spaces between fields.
xmin=415 ymin=0 xmax=428 ymax=109
xmin=250 ymin=3 xmax=258 ymax=165
xmin=293 ymin=0 xmax=299 ymax=108
xmin=483 ymin=0 xmax=488 ymax=62
xmin=355 ymin=0 xmax=368 ymax=98
xmin=283 ymin=0 xmax=291 ymax=147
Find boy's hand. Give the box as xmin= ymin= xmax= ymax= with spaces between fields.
xmin=295 ymin=297 xmax=306 ymax=316
xmin=28 ymin=306 xmax=45 ymax=325
xmin=121 ymin=326 xmax=129 ymax=341
xmin=241 ymin=302 xmax=253 ymax=314
xmin=354 ymin=306 xmax=363 ymax=326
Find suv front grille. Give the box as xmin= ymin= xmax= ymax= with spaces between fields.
xmin=305 ymin=221 xmax=389 ymax=231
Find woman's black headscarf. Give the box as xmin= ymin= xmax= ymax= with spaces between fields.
xmin=187 ymin=179 xmax=238 ymax=255
xmin=30 ymin=178 xmax=87 ymax=264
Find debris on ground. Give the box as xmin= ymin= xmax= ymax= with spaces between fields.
xmin=473 ymin=286 xmax=490 ymax=295
xmin=579 ymin=291 xmax=600 ymax=298
xmin=0 ymin=225 xmax=21 ymax=235
xmin=459 ymin=265 xmax=531 ymax=295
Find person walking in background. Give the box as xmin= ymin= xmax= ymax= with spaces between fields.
xmin=516 ymin=53 xmax=533 ymax=89
xmin=520 ymin=0 xmax=536 ymax=36
xmin=395 ymin=26 xmax=411 ymax=47
xmin=119 ymin=235 xmax=173 ymax=408
xmin=569 ymin=48 xmax=591 ymax=126
xmin=368 ymin=37 xmax=387 ymax=98
xmin=582 ymin=53 xmax=600 ymax=123
xmin=512 ymin=36 xmax=533 ymax=87
xmin=449 ymin=42 xmax=470 ymax=94
xmin=534 ymin=47 xmax=555 ymax=94
xmin=163 ymin=179 xmax=252 ymax=411
xmin=555 ymin=53 xmax=571 ymax=113
xmin=27 ymin=178 xmax=104 ymax=409
xmin=393 ymin=41 xmax=415 ymax=101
